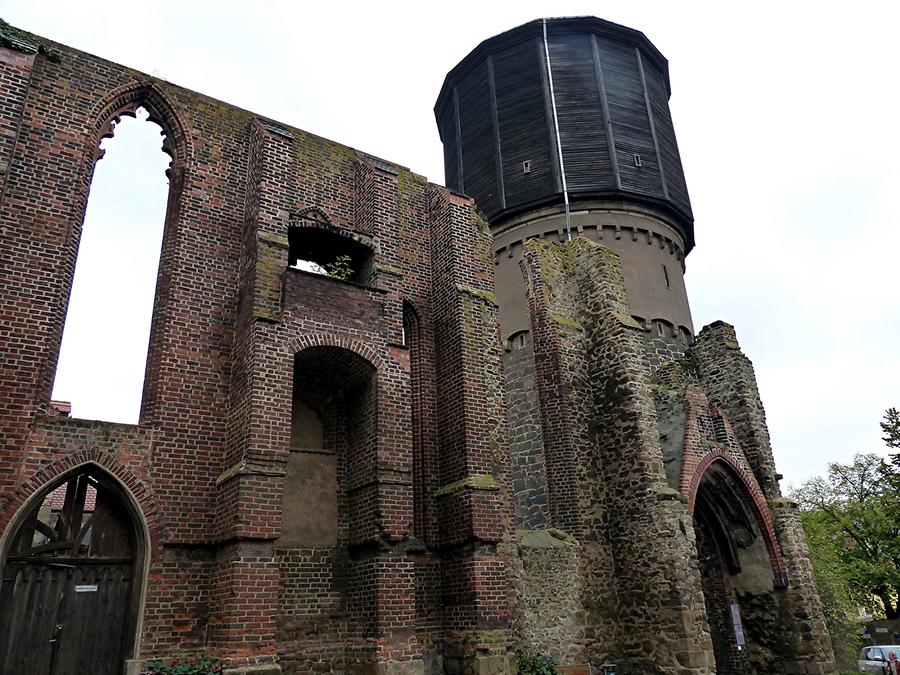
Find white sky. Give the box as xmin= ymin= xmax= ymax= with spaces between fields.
xmin=2 ymin=0 xmax=897 ymax=488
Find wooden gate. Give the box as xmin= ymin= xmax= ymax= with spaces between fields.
xmin=0 ymin=469 xmax=143 ymax=675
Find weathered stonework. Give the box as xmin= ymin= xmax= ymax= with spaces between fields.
xmin=0 ymin=17 xmax=836 ymax=675
xmin=510 ymin=238 xmax=715 ymax=674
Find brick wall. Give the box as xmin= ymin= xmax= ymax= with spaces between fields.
xmin=0 ymin=29 xmax=512 ymax=674
xmin=0 ymin=25 xmax=837 ymax=675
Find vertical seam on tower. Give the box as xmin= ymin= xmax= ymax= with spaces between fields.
xmin=486 ymin=55 xmax=506 ymax=210
xmin=591 ymin=33 xmax=621 ymax=190
xmin=636 ymin=48 xmax=669 ymax=200
xmin=542 ymin=18 xmax=571 ymax=240
xmin=453 ymin=87 xmax=464 ymax=192
xmin=536 ymin=36 xmax=561 ymax=194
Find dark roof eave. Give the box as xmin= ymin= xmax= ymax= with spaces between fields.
xmin=434 ymin=16 xmax=671 ymax=120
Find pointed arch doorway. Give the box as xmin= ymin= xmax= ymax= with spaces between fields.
xmin=0 ymin=465 xmax=147 ymax=675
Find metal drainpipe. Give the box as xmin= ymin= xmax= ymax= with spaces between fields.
xmin=543 ymin=18 xmax=572 ymax=241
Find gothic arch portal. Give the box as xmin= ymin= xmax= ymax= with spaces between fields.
xmin=0 ymin=462 xmax=149 ymax=675
xmin=689 ymin=456 xmax=786 ymax=675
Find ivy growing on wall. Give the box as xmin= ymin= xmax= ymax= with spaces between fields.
xmin=0 ymin=19 xmax=62 ymax=62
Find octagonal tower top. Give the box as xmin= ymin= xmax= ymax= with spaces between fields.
xmin=435 ymin=16 xmax=694 ymax=251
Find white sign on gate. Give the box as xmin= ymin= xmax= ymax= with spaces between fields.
xmin=730 ymin=603 xmax=746 ymax=648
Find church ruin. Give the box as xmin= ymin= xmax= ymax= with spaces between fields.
xmin=0 ymin=16 xmax=836 ymax=675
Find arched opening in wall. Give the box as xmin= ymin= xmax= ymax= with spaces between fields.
xmin=51 ymin=107 xmax=171 ymax=424
xmin=403 ymin=302 xmax=426 ymax=542
xmin=278 ymin=346 xmax=377 ymax=625
xmin=281 ymin=344 xmax=376 ymax=539
xmin=288 ymin=226 xmax=374 ymax=285
xmin=0 ymin=465 xmax=146 ymax=675
xmin=693 ymin=461 xmax=781 ymax=675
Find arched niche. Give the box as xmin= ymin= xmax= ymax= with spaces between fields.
xmin=282 ymin=346 xmax=377 ymax=550
xmin=0 ymin=464 xmax=148 ymax=675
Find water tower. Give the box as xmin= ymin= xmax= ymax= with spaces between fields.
xmin=435 ymin=16 xmax=694 ymax=349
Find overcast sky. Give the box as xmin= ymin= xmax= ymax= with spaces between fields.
xmin=2 ymin=0 xmax=897 ymax=489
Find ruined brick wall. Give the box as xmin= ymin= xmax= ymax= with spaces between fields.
xmin=0 ymin=24 xmax=837 ymax=675
xmin=0 ymin=29 xmax=511 ymax=675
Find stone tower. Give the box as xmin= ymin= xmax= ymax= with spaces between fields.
xmin=436 ymin=17 xmax=837 ymax=675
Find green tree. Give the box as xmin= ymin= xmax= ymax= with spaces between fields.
xmin=325 ymin=254 xmax=354 ymax=282
xmin=882 ymin=407 xmax=900 ymax=490
xmin=882 ymin=407 xmax=900 ymax=449
xmin=792 ymin=450 xmax=900 ymax=621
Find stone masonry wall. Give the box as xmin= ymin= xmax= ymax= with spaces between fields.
xmin=503 ymin=336 xmax=551 ymax=530
xmin=517 ymin=237 xmax=714 ymax=674
xmin=665 ymin=323 xmax=837 ymax=674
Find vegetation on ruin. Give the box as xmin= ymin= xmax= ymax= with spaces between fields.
xmin=0 ymin=19 xmax=62 ymax=61
xmin=144 ymin=657 xmax=223 ymax=674
xmin=791 ymin=409 xmax=900 ymax=667
xmin=514 ymin=649 xmax=559 ymax=675
xmin=325 ymin=254 xmax=355 ymax=281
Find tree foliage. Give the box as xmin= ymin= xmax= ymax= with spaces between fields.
xmin=326 ymin=254 xmax=355 ymax=282
xmin=882 ymin=407 xmax=900 ymax=490
xmin=882 ymin=407 xmax=900 ymax=449
xmin=791 ymin=445 xmax=900 ymax=621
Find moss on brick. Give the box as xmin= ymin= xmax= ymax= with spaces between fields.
xmin=0 ymin=19 xmax=61 ymax=62
xmin=517 ymin=528 xmax=578 ymax=549
xmin=435 ymin=474 xmax=500 ymax=497
xmin=257 ymin=231 xmax=288 ymax=248
xmin=376 ymin=263 xmax=404 ymax=277
xmin=614 ymin=311 xmax=645 ymax=331
xmin=549 ymin=312 xmax=582 ymax=330
xmin=455 ymin=284 xmax=499 ymax=307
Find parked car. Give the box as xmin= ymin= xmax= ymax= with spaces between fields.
xmin=858 ymin=645 xmax=900 ymax=673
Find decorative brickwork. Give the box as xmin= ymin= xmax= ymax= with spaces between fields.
xmin=0 ymin=20 xmax=836 ymax=675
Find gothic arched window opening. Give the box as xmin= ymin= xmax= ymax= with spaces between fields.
xmin=51 ymin=106 xmax=171 ymax=424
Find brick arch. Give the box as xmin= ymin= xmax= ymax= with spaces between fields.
xmin=43 ymin=82 xmax=195 ymax=421
xmin=84 ymin=81 xmax=193 ymax=170
xmin=685 ymin=450 xmax=788 ymax=587
xmin=285 ymin=333 xmax=383 ymax=370
xmin=0 ymin=451 xmax=162 ymax=557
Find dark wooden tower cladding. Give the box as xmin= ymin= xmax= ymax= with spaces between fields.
xmin=436 ymin=16 xmax=697 ymax=352
xmin=435 ymin=16 xmax=693 ymax=249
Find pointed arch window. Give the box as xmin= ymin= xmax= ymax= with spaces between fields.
xmin=51 ymin=100 xmax=179 ymax=424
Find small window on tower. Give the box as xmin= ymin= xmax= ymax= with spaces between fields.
xmin=662 ymin=264 xmax=670 ymax=288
